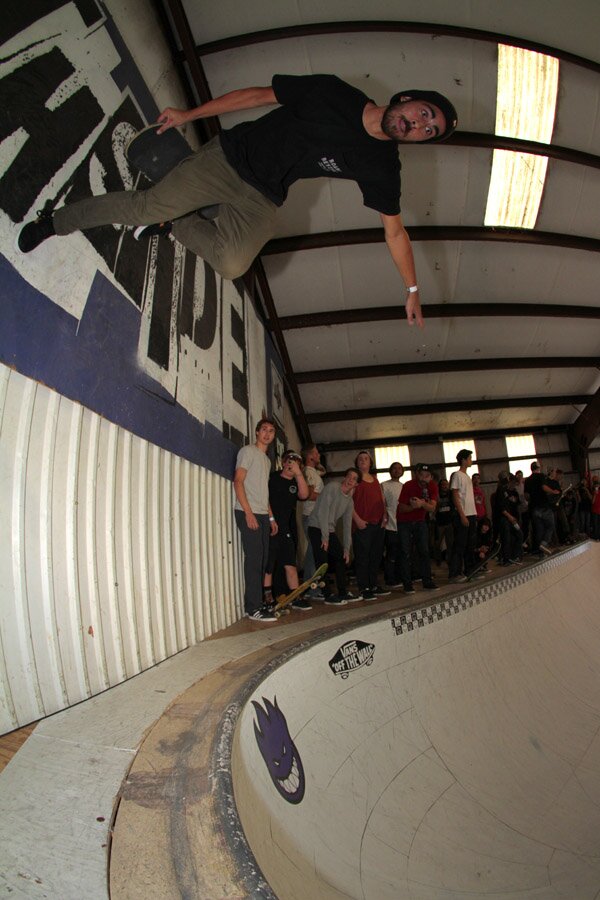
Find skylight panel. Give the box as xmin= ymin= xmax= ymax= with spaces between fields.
xmin=484 ymin=45 xmax=559 ymax=229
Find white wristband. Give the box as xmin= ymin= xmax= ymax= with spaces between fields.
xmin=269 ymin=516 xmax=275 ymax=522
xmin=406 ymin=285 xmax=419 ymax=293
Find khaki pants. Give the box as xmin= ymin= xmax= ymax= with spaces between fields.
xmin=53 ymin=137 xmax=277 ymax=279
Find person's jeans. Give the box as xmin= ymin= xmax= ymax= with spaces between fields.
xmin=352 ymin=523 xmax=386 ymax=591
xmin=498 ymin=517 xmax=524 ymax=562
xmin=532 ymin=507 xmax=555 ymax=548
xmin=448 ymin=515 xmax=477 ymax=577
xmin=308 ymin=527 xmax=347 ymax=595
xmin=397 ymin=520 xmax=432 ymax=586
xmin=383 ymin=529 xmax=400 ymax=584
xmin=54 ymin=136 xmax=277 ymax=280
xmin=235 ymin=510 xmax=270 ymax=614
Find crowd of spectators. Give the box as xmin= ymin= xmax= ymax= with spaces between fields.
xmin=233 ymin=422 xmax=599 ymax=621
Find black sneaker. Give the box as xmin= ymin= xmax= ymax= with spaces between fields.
xmin=133 ymin=221 xmax=172 ymax=240
xmin=339 ymin=591 xmax=361 ymax=603
xmin=292 ymin=597 xmax=312 ymax=611
xmin=325 ymin=594 xmax=348 ymax=605
xmin=249 ymin=606 xmax=277 ymax=622
xmin=17 ymin=205 xmax=55 ymax=252
xmin=372 ymin=586 xmax=391 ymax=596
xmin=198 ymin=204 xmax=220 ymax=220
xmin=423 ymin=581 xmax=440 ymax=591
xmin=403 ymin=583 xmax=416 ymax=594
xmin=360 ymin=588 xmax=376 ymax=601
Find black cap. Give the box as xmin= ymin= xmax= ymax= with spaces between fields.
xmin=389 ymin=90 xmax=458 ymax=142
xmin=415 ymin=463 xmax=430 ymax=472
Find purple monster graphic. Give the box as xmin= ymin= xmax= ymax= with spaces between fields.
xmin=252 ymin=696 xmax=305 ymax=804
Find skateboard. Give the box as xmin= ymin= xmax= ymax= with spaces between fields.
xmin=271 ymin=563 xmax=328 ymax=617
xmin=126 ymin=124 xmax=192 ymax=184
xmin=466 ymin=540 xmax=501 ymax=581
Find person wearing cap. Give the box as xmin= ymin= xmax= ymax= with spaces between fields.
xmin=263 ymin=451 xmax=310 ymax=610
xmin=524 ymin=462 xmax=560 ymax=556
xmin=18 ymin=75 xmax=458 ymax=326
xmin=494 ymin=471 xmax=523 ymax=565
xmin=396 ymin=464 xmax=440 ymax=594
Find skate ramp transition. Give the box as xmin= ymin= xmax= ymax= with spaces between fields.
xmin=232 ymin=542 xmax=600 ymax=899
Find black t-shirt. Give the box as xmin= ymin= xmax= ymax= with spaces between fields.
xmin=268 ymin=472 xmax=300 ymax=531
xmin=525 ymin=472 xmax=550 ymax=510
xmin=436 ymin=492 xmax=453 ymax=526
xmin=496 ymin=486 xmax=520 ymax=519
xmin=220 ymin=74 xmax=401 ymax=214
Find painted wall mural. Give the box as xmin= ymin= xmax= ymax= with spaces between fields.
xmin=0 ymin=1 xmax=284 ymax=480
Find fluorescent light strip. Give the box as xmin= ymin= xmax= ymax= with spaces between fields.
xmin=485 ymin=46 xmax=559 ymax=229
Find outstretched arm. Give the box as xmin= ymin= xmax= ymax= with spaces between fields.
xmin=380 ymin=213 xmax=424 ymax=327
xmin=157 ymin=87 xmax=277 ymax=133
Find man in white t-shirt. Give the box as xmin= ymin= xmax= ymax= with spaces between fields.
xmin=301 ymin=443 xmax=326 ymax=598
xmin=448 ymin=448 xmax=478 ymax=582
xmin=381 ymin=461 xmax=404 ymax=587
xmin=233 ymin=418 xmax=278 ymax=621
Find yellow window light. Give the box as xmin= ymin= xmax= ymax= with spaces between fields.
xmin=485 ymin=45 xmax=559 ymax=229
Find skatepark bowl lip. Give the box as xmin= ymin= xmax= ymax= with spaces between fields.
xmin=108 ymin=541 xmax=600 ymax=899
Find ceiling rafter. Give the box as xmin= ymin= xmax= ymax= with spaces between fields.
xmin=263 ymin=226 xmax=600 ymax=257
xmin=193 ymin=21 xmax=600 ymax=74
xmin=307 ymin=395 xmax=592 ymax=424
xmin=278 ymin=303 xmax=600 ymax=331
xmin=320 ymin=424 xmax=568 ymax=453
xmin=296 ymin=357 xmax=600 ymax=385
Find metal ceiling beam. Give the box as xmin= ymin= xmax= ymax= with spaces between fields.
xmin=447 ymin=132 xmax=600 ymax=170
xmin=307 ymin=395 xmax=591 ymax=424
xmin=263 ymin=226 xmax=600 ymax=257
xmin=278 ymin=302 xmax=600 ymax=331
xmin=193 ymin=21 xmax=600 ymax=74
xmin=296 ymin=357 xmax=600 ymax=385
xmin=320 ymin=424 xmax=568 ymax=453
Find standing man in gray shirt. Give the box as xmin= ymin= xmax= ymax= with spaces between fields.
xmin=233 ymin=418 xmax=278 ymax=621
xmin=307 ymin=468 xmax=360 ymax=605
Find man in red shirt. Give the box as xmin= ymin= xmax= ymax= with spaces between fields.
xmin=472 ymin=473 xmax=487 ymax=520
xmin=396 ymin=464 xmax=439 ymax=593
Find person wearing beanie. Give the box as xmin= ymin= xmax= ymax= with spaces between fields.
xmin=19 ymin=75 xmax=457 ymax=328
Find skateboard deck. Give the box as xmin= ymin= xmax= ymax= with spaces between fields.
xmin=126 ymin=124 xmax=192 ymax=184
xmin=466 ymin=540 xmax=501 ymax=581
xmin=272 ymin=563 xmax=328 ymax=617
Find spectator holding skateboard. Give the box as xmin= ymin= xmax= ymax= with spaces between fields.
xmin=262 ymin=451 xmax=310 ymax=611
xmin=307 ymin=468 xmax=361 ymax=605
xmin=19 ymin=75 xmax=457 ymax=326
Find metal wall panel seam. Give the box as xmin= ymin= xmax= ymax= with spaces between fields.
xmin=148 ymin=443 xmax=167 ymax=662
xmin=80 ymin=412 xmax=109 ymax=693
xmin=36 ymin=388 xmax=68 ymax=711
xmin=9 ymin=376 xmax=45 ymax=720
xmin=62 ymin=400 xmax=89 ymax=701
xmin=190 ymin=463 xmax=205 ymax=643
xmin=170 ymin=453 xmax=188 ymax=650
xmin=180 ymin=459 xmax=197 ymax=645
xmin=221 ymin=478 xmax=235 ymax=628
xmin=0 ymin=370 xmax=21 ymax=730
xmin=99 ymin=420 xmax=127 ymax=686
xmin=133 ymin=438 xmax=155 ymax=669
xmin=198 ymin=467 xmax=214 ymax=636
xmin=117 ymin=429 xmax=142 ymax=678
xmin=160 ymin=449 xmax=178 ymax=655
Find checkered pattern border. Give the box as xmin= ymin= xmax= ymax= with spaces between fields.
xmin=390 ymin=543 xmax=589 ymax=635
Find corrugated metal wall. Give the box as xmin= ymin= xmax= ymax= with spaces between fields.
xmin=0 ymin=364 xmax=243 ymax=734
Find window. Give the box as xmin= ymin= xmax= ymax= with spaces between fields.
xmin=505 ymin=434 xmax=537 ymax=475
xmin=443 ymin=439 xmax=478 ymax=482
xmin=484 ymin=45 xmax=559 ymax=229
xmin=374 ymin=444 xmax=410 ymax=476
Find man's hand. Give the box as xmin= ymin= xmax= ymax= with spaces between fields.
xmin=406 ymin=290 xmax=424 ymax=328
xmin=343 ymin=550 xmax=350 ymax=564
xmin=460 ymin=514 xmax=469 ymax=527
xmin=321 ymin=539 xmax=329 ymax=551
xmin=245 ymin=511 xmax=259 ymax=530
xmin=355 ymin=516 xmax=367 ymax=530
xmin=156 ymin=107 xmax=189 ymax=134
xmin=270 ymin=519 xmax=279 ymax=536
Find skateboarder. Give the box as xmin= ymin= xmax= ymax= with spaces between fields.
xmin=18 ymin=74 xmax=457 ymax=326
